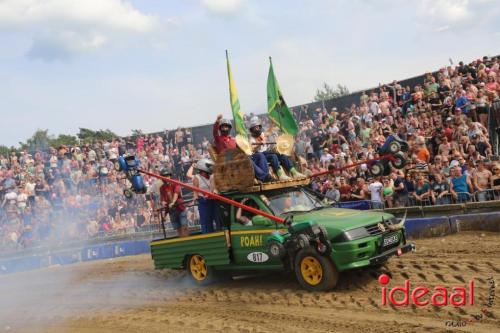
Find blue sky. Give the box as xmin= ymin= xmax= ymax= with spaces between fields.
xmin=0 ymin=0 xmax=499 ymax=147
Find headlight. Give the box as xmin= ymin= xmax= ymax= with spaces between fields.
xmin=332 ymin=227 xmax=370 ymax=242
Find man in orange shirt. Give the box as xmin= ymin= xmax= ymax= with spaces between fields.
xmin=415 ymin=136 xmax=430 ymax=163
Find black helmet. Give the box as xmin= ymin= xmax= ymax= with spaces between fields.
xmin=160 ymin=167 xmax=172 ymax=177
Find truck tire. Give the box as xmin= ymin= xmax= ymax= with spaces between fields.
xmin=294 ymin=248 xmax=339 ymax=292
xmin=296 ymin=234 xmax=310 ymax=249
xmin=389 ymin=141 xmax=401 ymax=154
xmin=389 ymin=152 xmax=406 ymax=169
xmin=267 ymin=240 xmax=286 ymax=260
xmin=370 ymin=161 xmax=384 ymax=177
xmin=187 ymin=254 xmax=216 ymax=285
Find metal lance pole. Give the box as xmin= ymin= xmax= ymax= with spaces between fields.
xmin=270 ymin=56 xmax=284 ymax=134
xmin=308 ymin=154 xmax=396 ymax=178
xmin=139 ymin=169 xmax=285 ymax=224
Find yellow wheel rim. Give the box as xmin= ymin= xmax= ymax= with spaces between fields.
xmin=190 ymin=255 xmax=208 ymax=281
xmin=300 ymin=256 xmax=323 ymax=286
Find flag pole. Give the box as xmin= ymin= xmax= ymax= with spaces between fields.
xmin=269 ymin=56 xmax=284 ymax=134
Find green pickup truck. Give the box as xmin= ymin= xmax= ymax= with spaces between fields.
xmin=150 ymin=185 xmax=415 ymax=291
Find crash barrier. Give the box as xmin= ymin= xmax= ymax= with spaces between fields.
xmin=449 ymin=211 xmax=500 ymax=233
xmin=0 ymin=238 xmax=151 ymax=274
xmin=1 ymin=210 xmax=499 ymax=275
xmin=381 ymin=198 xmax=500 ymax=217
xmin=404 ymin=216 xmax=452 ymax=239
xmin=404 ymin=212 xmax=500 ymax=239
xmin=332 ymin=190 xmax=499 ymax=211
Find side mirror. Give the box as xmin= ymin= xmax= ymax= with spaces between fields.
xmin=251 ymin=215 xmax=274 ymax=227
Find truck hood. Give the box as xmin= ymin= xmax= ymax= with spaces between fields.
xmin=290 ymin=207 xmax=394 ymax=234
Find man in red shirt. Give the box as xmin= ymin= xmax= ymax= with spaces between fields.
xmin=212 ymin=114 xmax=271 ymax=182
xmin=159 ymin=168 xmax=188 ymax=237
xmin=213 ymin=114 xmax=236 ymax=153
xmin=338 ymin=177 xmax=352 ymax=201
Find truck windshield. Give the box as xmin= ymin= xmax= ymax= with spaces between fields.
xmin=266 ymin=189 xmax=324 ymax=216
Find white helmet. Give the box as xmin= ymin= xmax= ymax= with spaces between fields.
xmin=249 ymin=116 xmax=262 ymax=129
xmin=195 ymin=158 xmax=214 ymax=174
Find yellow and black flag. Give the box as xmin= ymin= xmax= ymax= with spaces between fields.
xmin=226 ymin=50 xmax=248 ymax=137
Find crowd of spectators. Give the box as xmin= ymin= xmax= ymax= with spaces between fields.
xmin=0 ymin=128 xmax=206 ymax=251
xmin=288 ymin=56 xmax=500 ymax=208
xmin=2 ymin=55 xmax=500 ymax=251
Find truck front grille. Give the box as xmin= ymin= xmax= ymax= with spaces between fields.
xmin=365 ymin=223 xmax=383 ymax=236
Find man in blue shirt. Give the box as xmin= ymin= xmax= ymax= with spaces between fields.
xmin=454 ymin=90 xmax=470 ymax=114
xmin=450 ymin=166 xmax=473 ymax=203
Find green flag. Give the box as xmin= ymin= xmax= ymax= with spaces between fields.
xmin=226 ymin=50 xmax=247 ymax=137
xmin=267 ymin=57 xmax=298 ymax=136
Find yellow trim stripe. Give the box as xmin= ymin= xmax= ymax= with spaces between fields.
xmin=151 ymin=231 xmax=225 ymax=246
xmin=150 ymin=229 xmax=287 ymax=246
xmin=231 ymin=229 xmax=287 ymax=235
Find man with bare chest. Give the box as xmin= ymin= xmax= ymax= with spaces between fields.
xmin=473 ymin=160 xmax=492 ymax=201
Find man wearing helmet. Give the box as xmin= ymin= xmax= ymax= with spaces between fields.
xmin=188 ymin=158 xmax=217 ymax=233
xmin=248 ymin=117 xmax=304 ymax=180
xmin=213 ymin=114 xmax=237 ymax=153
xmin=213 ymin=114 xmax=272 ymax=182
xmin=159 ymin=168 xmax=188 ymax=237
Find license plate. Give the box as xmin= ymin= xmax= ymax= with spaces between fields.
xmin=382 ymin=233 xmax=399 ymax=247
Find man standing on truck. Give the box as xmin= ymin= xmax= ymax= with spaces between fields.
xmin=160 ymin=168 xmax=189 ymax=237
xmin=248 ymin=116 xmax=304 ymax=180
xmin=187 ymin=158 xmax=218 ymax=233
xmin=213 ymin=114 xmax=272 ymax=182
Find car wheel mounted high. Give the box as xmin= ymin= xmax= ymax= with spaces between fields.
xmin=389 ymin=141 xmax=401 ymax=154
xmin=370 ymin=161 xmax=384 ymax=177
xmin=389 ymin=152 xmax=406 ymax=169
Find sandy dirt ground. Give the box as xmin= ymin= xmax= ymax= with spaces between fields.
xmin=0 ymin=231 xmax=498 ymax=333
